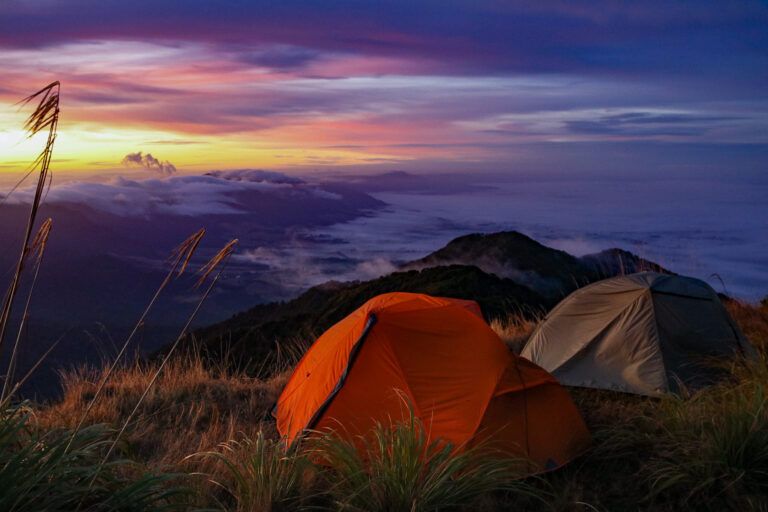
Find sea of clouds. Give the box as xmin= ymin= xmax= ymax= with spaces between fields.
xmin=307 ymin=174 xmax=768 ymax=300
xmin=3 ymin=169 xmax=340 ymax=217
xmin=2 ymin=169 xmax=766 ymax=301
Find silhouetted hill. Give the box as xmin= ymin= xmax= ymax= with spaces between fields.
xmin=183 ymin=231 xmax=669 ymax=372
xmin=186 ymin=264 xmax=546 ymax=371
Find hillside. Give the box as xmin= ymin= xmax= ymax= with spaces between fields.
xmin=188 ymin=264 xmax=546 ymax=370
xmin=184 ymin=231 xmax=668 ymax=372
xmin=36 ymin=299 xmax=768 ymax=512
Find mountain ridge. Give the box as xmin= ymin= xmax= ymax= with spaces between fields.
xmin=179 ymin=230 xmax=671 ymax=372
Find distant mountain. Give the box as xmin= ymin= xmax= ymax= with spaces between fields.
xmin=184 ymin=231 xmax=669 ymax=372
xmin=401 ymin=231 xmax=595 ymax=297
xmin=185 ymin=264 xmax=546 ymax=371
xmin=402 ymin=232 xmax=672 ymax=298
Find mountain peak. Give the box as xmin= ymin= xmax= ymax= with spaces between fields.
xmin=402 ymin=230 xmax=589 ymax=297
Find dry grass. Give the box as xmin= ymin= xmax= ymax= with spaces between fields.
xmin=97 ymin=236 xmax=239 ymax=475
xmin=36 ymin=354 xmax=289 ymax=469
xmin=490 ymin=312 xmax=540 ymax=354
xmin=726 ymin=298 xmax=768 ymax=354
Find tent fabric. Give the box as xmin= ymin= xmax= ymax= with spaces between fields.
xmin=521 ymin=272 xmax=756 ymax=396
xmin=276 ymin=292 xmax=590 ymax=473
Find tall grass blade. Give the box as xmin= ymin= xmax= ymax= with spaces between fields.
xmin=0 ymin=82 xmax=60 ymax=357
xmin=1 ymin=218 xmax=52 ymax=401
xmin=88 ymin=239 xmax=237 ymax=494
xmin=0 ymin=331 xmax=66 ymax=411
xmin=68 ymin=228 xmax=205 ymax=450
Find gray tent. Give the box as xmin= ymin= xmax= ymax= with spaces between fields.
xmin=521 ymin=272 xmax=756 ymax=396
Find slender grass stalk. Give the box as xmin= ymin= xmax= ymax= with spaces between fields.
xmin=85 ymin=239 xmax=238 ymax=499
xmin=68 ymin=228 xmax=205 ymax=451
xmin=0 ymin=330 xmax=67 ymax=411
xmin=1 ymin=218 xmax=52 ymax=401
xmin=0 ymin=82 xmax=59 ymax=358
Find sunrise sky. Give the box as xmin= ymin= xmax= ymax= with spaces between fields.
xmin=1 ymin=1 xmax=767 ymax=177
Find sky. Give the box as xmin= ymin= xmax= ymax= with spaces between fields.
xmin=1 ymin=0 xmax=767 ymax=177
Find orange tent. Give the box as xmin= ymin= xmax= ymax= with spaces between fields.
xmin=275 ymin=292 xmax=590 ymax=472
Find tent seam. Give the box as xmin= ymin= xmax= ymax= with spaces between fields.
xmin=299 ymin=314 xmax=378 ymax=439
xmin=647 ymin=289 xmax=670 ymax=393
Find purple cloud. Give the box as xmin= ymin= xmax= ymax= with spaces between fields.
xmin=1 ymin=1 xmax=766 ymax=82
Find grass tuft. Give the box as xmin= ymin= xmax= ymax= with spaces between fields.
xmin=194 ymin=431 xmax=314 ymax=511
xmin=584 ymin=356 xmax=768 ymax=511
xmin=0 ymin=403 xmax=190 ymax=512
xmin=645 ymin=367 xmax=768 ymax=508
xmin=311 ymin=412 xmax=539 ymax=512
xmin=490 ymin=312 xmax=539 ymax=354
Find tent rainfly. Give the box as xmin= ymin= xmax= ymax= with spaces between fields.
xmin=275 ymin=292 xmax=590 ymax=473
xmin=521 ymin=272 xmax=756 ymax=396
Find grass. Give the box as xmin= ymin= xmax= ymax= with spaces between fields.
xmin=195 ymin=431 xmax=314 ymax=511
xmin=644 ymin=374 xmax=768 ymax=508
xmin=0 ymin=404 xmax=191 ymax=511
xmin=311 ymin=413 xmax=537 ymax=512
xmin=727 ymin=298 xmax=768 ymax=353
xmin=490 ymin=312 xmax=541 ymax=354
xmin=38 ymin=354 xmax=289 ymax=468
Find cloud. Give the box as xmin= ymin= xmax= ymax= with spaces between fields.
xmin=233 ymin=244 xmax=396 ymax=293
xmin=564 ymin=112 xmax=744 ymax=137
xmin=122 ymin=151 xmax=177 ymax=176
xmin=0 ymin=4 xmax=765 ymax=176
xmin=206 ymin=169 xmax=305 ymax=185
xmin=353 ymin=257 xmax=397 ymax=279
xmin=1 ymin=1 xmax=766 ymax=81
xmin=237 ymin=44 xmax=323 ymax=70
xmin=4 ymin=170 xmax=339 ymax=217
xmin=207 ymin=169 xmax=341 ymax=199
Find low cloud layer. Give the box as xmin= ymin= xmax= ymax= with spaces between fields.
xmin=306 ymin=173 xmax=768 ymax=300
xmin=122 ymin=151 xmax=177 ymax=176
xmin=233 ymin=244 xmax=397 ymax=293
xmin=206 ymin=169 xmax=305 ymax=185
xmin=4 ymin=170 xmax=338 ymax=217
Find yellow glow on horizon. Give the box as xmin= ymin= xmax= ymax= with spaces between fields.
xmin=1 ymin=101 xmax=410 ymax=177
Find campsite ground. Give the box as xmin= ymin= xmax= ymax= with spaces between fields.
xmin=22 ymin=299 xmax=768 ymax=511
